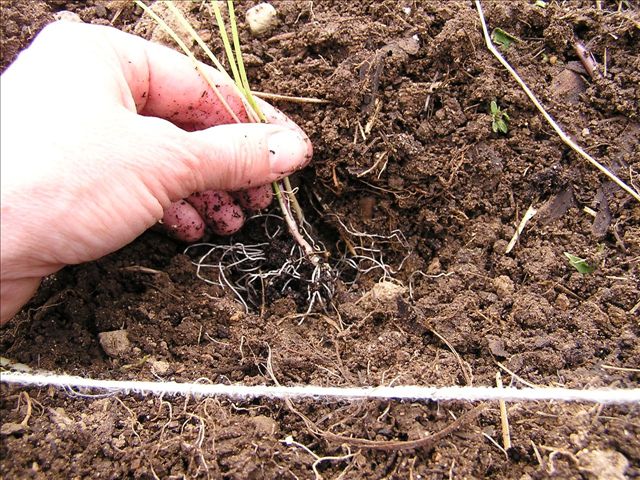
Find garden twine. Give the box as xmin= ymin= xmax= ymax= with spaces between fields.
xmin=2 ymin=371 xmax=639 ymax=404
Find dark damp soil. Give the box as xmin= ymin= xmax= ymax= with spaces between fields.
xmin=1 ymin=1 xmax=639 ymax=479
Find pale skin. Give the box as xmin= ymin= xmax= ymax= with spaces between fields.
xmin=0 ymin=22 xmax=313 ymax=324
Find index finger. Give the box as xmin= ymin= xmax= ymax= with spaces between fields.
xmin=104 ymin=24 xmax=303 ymax=132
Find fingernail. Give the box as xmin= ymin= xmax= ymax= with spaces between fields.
xmin=267 ymin=129 xmax=310 ymax=175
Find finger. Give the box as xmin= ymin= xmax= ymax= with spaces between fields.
xmin=0 ymin=277 xmax=40 ymax=326
xmin=162 ymin=185 xmax=273 ymax=241
xmin=187 ymin=191 xmax=245 ymax=236
xmin=101 ymin=24 xmax=304 ymax=132
xmin=22 ymin=23 xmax=311 ymax=136
xmin=132 ymin=116 xmax=311 ymax=204
xmin=161 ymin=200 xmax=205 ymax=242
xmin=135 ymin=52 xmax=250 ymax=129
xmin=231 ymin=185 xmax=273 ymax=211
xmin=190 ymin=122 xmax=312 ymax=189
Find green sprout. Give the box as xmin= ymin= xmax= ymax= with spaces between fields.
xmin=491 ymin=28 xmax=518 ymax=49
xmin=490 ymin=100 xmax=510 ymax=134
xmin=564 ymin=252 xmax=595 ymax=274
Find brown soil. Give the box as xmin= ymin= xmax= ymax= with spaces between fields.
xmin=1 ymin=1 xmax=639 ymax=478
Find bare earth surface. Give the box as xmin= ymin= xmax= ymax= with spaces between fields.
xmin=1 ymin=1 xmax=639 ymax=478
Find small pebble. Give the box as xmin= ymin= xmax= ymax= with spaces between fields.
xmin=246 ymin=3 xmax=277 ymax=36
xmin=577 ymin=449 xmax=629 ymax=480
xmin=98 ymin=330 xmax=131 ymax=358
xmin=251 ymin=415 xmax=277 ymax=436
xmin=555 ymin=293 xmax=570 ymax=311
xmin=426 ymin=257 xmax=441 ymax=274
xmin=150 ymin=360 xmax=171 ymax=375
xmin=372 ymin=281 xmax=407 ymax=302
xmin=493 ymin=275 xmax=515 ymax=297
xmin=54 ymin=11 xmax=83 ymax=23
xmin=0 ymin=423 xmax=25 ymax=437
xmin=94 ymin=4 xmax=107 ymax=18
xmin=487 ymin=337 xmax=508 ymax=357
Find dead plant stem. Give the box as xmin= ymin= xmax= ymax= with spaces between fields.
xmin=496 ymin=372 xmax=512 ymax=450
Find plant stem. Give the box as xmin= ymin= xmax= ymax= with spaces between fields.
xmin=283 ymin=176 xmax=304 ymax=224
xmin=135 ymin=0 xmax=241 ymax=123
xmin=166 ymin=1 xmax=259 ymax=123
xmin=251 ymin=91 xmax=330 ymax=104
xmin=227 ymin=0 xmax=265 ymax=122
xmin=210 ymin=1 xmax=243 ymax=90
xmin=166 ymin=1 xmax=228 ymax=81
xmin=274 ymin=181 xmax=321 ymax=265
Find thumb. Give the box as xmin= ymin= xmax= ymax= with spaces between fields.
xmin=184 ymin=122 xmax=312 ymax=193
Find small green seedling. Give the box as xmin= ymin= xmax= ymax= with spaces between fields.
xmin=564 ymin=252 xmax=595 ymax=274
xmin=490 ymin=100 xmax=510 ymax=134
xmin=534 ymin=0 xmax=548 ymax=8
xmin=491 ymin=28 xmax=518 ymax=49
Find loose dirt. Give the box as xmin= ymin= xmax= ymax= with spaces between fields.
xmin=1 ymin=1 xmax=638 ymax=478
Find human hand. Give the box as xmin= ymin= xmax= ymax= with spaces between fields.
xmin=0 ymin=21 xmax=313 ymax=324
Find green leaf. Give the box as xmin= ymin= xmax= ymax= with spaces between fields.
xmin=564 ymin=252 xmax=595 ymax=274
xmin=491 ymin=28 xmax=518 ymax=49
xmin=497 ymin=119 xmax=508 ymax=133
xmin=492 ymin=121 xmax=499 ymax=133
xmin=490 ymin=100 xmax=498 ymax=115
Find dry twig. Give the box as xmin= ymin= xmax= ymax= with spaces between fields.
xmin=505 ymin=204 xmax=537 ymax=254
xmin=496 ymin=372 xmax=512 ymax=451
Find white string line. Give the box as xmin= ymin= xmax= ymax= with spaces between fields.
xmin=2 ymin=372 xmax=639 ymax=404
